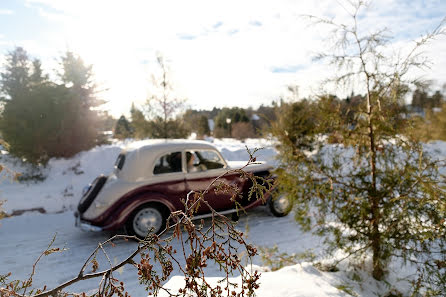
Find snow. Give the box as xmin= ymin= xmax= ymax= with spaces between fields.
xmin=1 ymin=138 xmax=444 ymax=296
xmin=163 ymin=264 xmax=348 ymax=297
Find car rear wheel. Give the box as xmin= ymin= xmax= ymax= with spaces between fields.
xmin=268 ymin=192 xmax=291 ymax=217
xmin=126 ymin=204 xmax=167 ymax=239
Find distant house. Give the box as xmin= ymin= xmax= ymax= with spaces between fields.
xmin=251 ymin=114 xmax=260 ymax=121
xmin=208 ymin=119 xmax=215 ymax=132
xmin=407 ymin=105 xmax=425 ymax=118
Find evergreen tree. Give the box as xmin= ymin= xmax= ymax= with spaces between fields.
xmin=411 ymin=85 xmax=443 ymax=111
xmin=114 ymin=115 xmax=133 ymax=139
xmin=0 ymin=48 xmax=104 ymax=163
xmin=214 ymin=107 xmax=249 ymax=138
xmin=0 ymin=47 xmax=52 ymax=163
xmin=51 ymin=51 xmax=104 ymax=157
xmin=182 ymin=110 xmax=210 ymax=138
xmin=197 ymin=115 xmax=210 ymax=137
xmin=130 ymin=103 xmax=152 ymax=139
xmin=273 ymin=2 xmax=445 ymax=292
xmin=0 ymin=47 xmax=31 ymax=100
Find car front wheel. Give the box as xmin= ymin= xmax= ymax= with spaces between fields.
xmin=268 ymin=192 xmax=291 ymax=217
xmin=126 ymin=204 xmax=167 ymax=239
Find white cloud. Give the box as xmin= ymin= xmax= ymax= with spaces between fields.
xmin=18 ymin=0 xmax=446 ymax=116
xmin=0 ymin=9 xmax=13 ymax=15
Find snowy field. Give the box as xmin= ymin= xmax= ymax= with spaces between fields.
xmin=1 ymin=138 xmax=445 ymax=296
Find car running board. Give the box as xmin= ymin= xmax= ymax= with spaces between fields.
xmin=192 ymin=208 xmax=241 ymax=220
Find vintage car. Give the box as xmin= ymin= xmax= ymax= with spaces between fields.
xmin=75 ymin=140 xmax=289 ymax=238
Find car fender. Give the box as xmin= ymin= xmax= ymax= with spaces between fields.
xmin=97 ymin=192 xmax=175 ymax=231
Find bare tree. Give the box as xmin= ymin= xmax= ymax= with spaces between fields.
xmin=146 ymin=54 xmax=185 ymax=139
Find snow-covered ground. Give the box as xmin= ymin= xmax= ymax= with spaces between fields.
xmin=1 ymin=138 xmax=444 ymax=296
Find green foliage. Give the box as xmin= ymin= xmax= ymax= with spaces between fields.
xmin=0 ymin=48 xmax=105 ymax=164
xmin=182 ymin=109 xmax=210 ymax=138
xmin=0 ymin=47 xmax=31 ymax=99
xmin=114 ymin=115 xmax=134 ymax=139
xmin=270 ymin=99 xmax=320 ymax=151
xmin=252 ymin=104 xmax=277 ymax=134
xmin=413 ymin=87 xmax=446 ymax=141
xmin=273 ymin=1 xmax=446 ymax=291
xmin=129 ymin=103 xmax=188 ymax=140
xmin=335 ymin=284 xmax=358 ymax=297
xmin=196 ymin=115 xmax=210 ymax=137
xmin=148 ymin=116 xmax=188 ymax=139
xmin=0 ymin=200 xmax=6 ymax=220
xmin=259 ymin=245 xmax=316 ymax=271
xmin=411 ymin=85 xmax=443 ymax=111
xmin=130 ymin=103 xmax=151 ymax=139
xmin=214 ymin=107 xmax=250 ymax=138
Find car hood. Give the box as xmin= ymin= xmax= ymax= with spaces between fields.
xmin=226 ymin=161 xmax=273 ymax=172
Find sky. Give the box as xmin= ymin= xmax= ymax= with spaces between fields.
xmin=0 ymin=0 xmax=445 ymax=117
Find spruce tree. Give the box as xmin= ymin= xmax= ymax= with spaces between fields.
xmin=0 ymin=47 xmax=31 ymax=99
xmin=51 ymin=51 xmax=104 ymax=157
xmin=0 ymin=48 xmax=105 ymax=163
xmin=197 ymin=115 xmax=210 ymax=138
xmin=273 ymin=1 xmax=446 ymax=292
xmin=0 ymin=47 xmax=52 ymax=163
xmin=114 ymin=115 xmax=133 ymax=139
xmin=130 ymin=103 xmax=152 ymax=139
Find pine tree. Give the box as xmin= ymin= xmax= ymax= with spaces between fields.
xmin=114 ymin=115 xmax=133 ymax=139
xmin=130 ymin=103 xmax=151 ymax=139
xmin=273 ymin=1 xmax=446 ymax=291
xmin=214 ymin=107 xmax=250 ymax=138
xmin=51 ymin=51 xmax=104 ymax=157
xmin=0 ymin=47 xmax=31 ymax=99
xmin=197 ymin=115 xmax=210 ymax=138
xmin=0 ymin=48 xmax=105 ymax=163
xmin=0 ymin=47 xmax=52 ymax=163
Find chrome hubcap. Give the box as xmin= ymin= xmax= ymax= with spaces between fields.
xmin=133 ymin=208 xmax=163 ymax=237
xmin=273 ymin=194 xmax=290 ymax=213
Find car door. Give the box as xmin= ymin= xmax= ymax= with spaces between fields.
xmin=147 ymin=151 xmax=188 ymax=211
xmin=184 ymin=149 xmax=246 ymax=214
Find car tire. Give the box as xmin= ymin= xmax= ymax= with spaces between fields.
xmin=268 ymin=191 xmax=291 ymax=217
xmin=126 ymin=203 xmax=167 ymax=239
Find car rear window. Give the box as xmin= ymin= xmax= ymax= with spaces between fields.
xmin=153 ymin=151 xmax=182 ymax=174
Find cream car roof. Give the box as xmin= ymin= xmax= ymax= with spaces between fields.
xmin=118 ymin=140 xmax=224 ymax=182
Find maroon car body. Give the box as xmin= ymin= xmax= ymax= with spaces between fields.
xmin=75 ymin=140 xmax=288 ymax=238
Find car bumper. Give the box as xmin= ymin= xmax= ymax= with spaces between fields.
xmin=74 ymin=211 xmax=103 ymax=232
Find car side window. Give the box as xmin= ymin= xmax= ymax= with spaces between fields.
xmin=153 ymin=151 xmax=182 ymax=174
xmin=187 ymin=150 xmax=225 ymax=172
xmin=186 ymin=151 xmax=202 ymax=173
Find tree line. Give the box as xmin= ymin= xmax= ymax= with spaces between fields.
xmin=114 ymin=104 xmax=277 ymax=140
xmin=0 ymin=47 xmax=279 ymax=165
